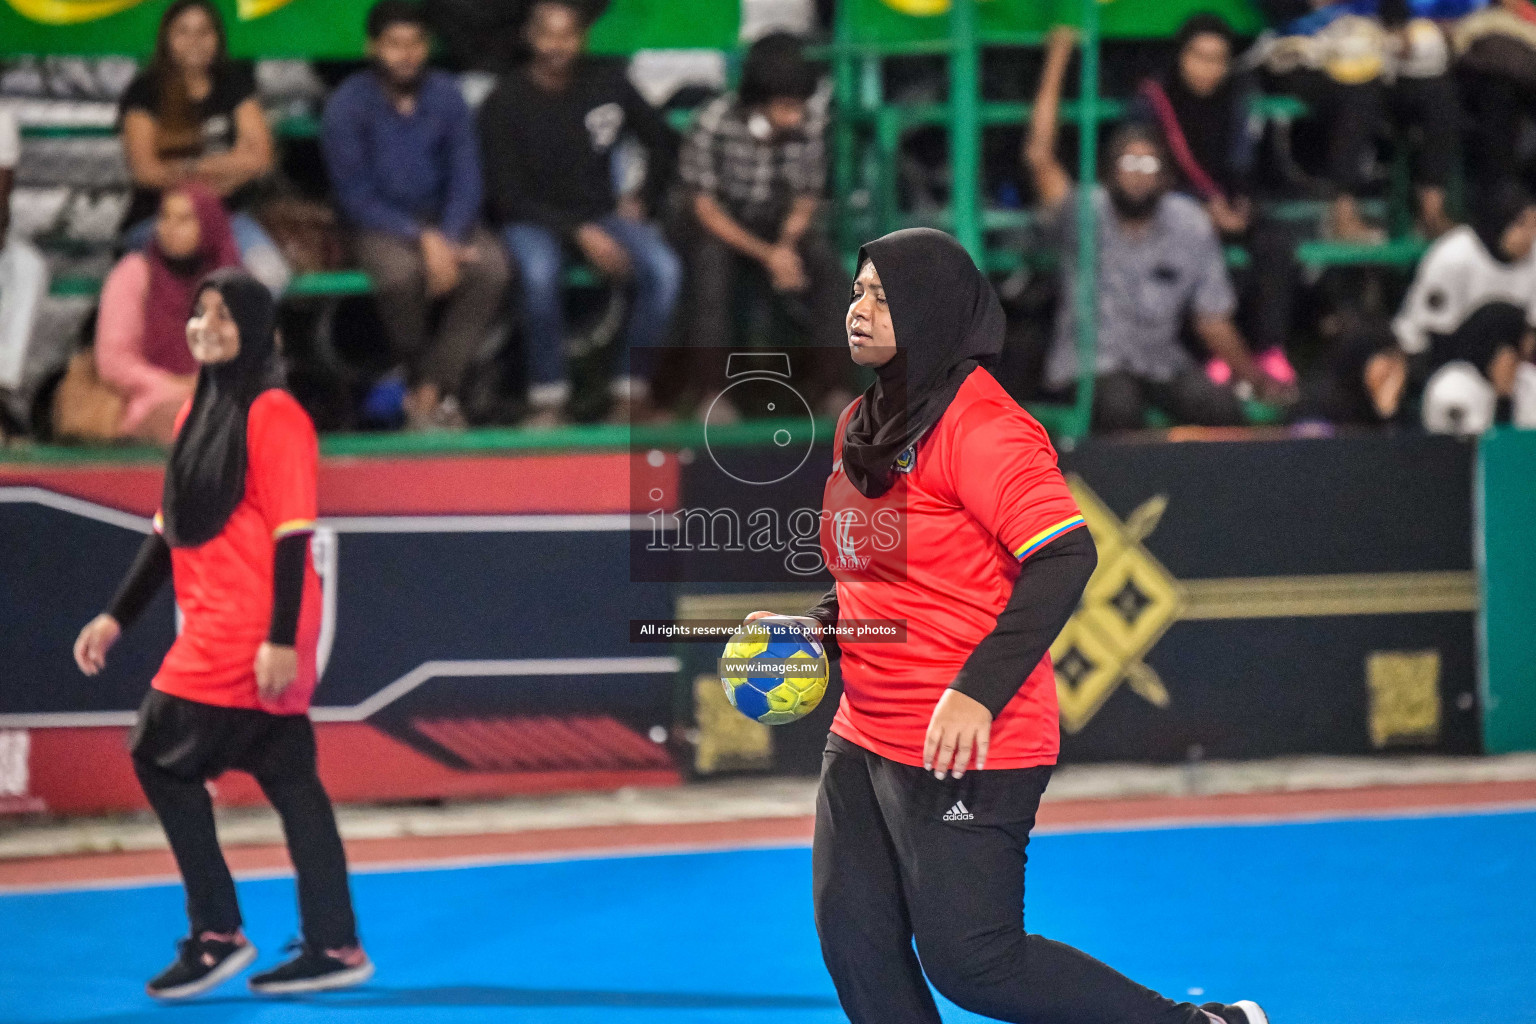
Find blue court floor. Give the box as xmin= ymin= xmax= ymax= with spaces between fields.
xmin=1 ymin=809 xmax=1532 ymax=1024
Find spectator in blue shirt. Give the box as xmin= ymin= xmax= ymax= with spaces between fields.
xmin=322 ymin=0 xmax=510 ymax=429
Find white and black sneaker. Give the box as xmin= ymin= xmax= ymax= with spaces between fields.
xmin=1203 ymin=999 xmax=1271 ymax=1024
xmin=248 ymin=941 xmax=374 ymax=994
xmin=146 ymin=932 xmax=257 ymax=999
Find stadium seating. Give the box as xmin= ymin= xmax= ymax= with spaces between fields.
xmin=12 ymin=5 xmax=1431 ymax=441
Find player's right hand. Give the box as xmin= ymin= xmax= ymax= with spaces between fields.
xmin=743 ymin=610 xmax=823 ymax=641
xmin=420 ymin=229 xmax=461 ymax=298
xmin=74 ymin=614 xmax=122 ymax=676
xmin=764 ymin=245 xmax=808 ymax=293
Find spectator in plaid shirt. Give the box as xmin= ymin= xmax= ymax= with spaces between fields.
xmin=677 ymin=32 xmax=852 ymax=417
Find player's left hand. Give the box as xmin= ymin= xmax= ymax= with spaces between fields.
xmin=255 ymin=642 xmax=298 ymax=703
xmin=924 ymin=689 xmax=993 ymax=780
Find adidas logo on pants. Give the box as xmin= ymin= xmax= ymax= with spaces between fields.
xmin=942 ymin=800 xmax=974 ymax=821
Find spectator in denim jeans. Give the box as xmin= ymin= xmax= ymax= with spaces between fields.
xmin=479 ymin=0 xmax=681 ymax=426
xmin=117 ymin=0 xmax=290 ymax=295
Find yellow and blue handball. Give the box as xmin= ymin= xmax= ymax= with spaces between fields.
xmin=720 ymin=616 xmax=830 ymax=725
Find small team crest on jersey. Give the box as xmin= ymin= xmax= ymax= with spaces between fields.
xmin=894 ymin=446 xmax=917 ymax=473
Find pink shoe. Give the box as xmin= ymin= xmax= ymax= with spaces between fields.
xmin=1206 ymin=358 xmax=1233 ymax=385
xmin=1256 ymin=346 xmax=1297 ymax=386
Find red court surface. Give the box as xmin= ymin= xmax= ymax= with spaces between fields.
xmin=5 ymin=778 xmax=1535 ymax=892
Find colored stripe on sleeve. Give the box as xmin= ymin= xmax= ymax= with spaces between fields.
xmin=1013 ymin=515 xmax=1086 ymax=561
xmin=272 ymin=518 xmax=317 ymax=540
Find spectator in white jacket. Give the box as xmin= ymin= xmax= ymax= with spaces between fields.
xmin=1314 ymin=178 xmax=1536 ymax=426
xmin=0 ymin=106 xmax=50 ymax=425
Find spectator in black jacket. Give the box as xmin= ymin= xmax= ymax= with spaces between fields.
xmin=422 ymin=0 xmax=611 ymax=73
xmin=479 ymin=0 xmax=681 ymax=425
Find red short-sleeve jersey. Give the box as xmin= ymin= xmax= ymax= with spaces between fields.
xmin=820 ymin=367 xmax=1084 ymax=769
xmin=151 ymin=389 xmax=324 ymax=714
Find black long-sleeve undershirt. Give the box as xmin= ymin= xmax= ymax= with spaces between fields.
xmin=268 ymin=533 xmax=309 ymax=646
xmin=106 ymin=533 xmax=172 ymax=630
xmin=805 ymin=585 xmax=840 ymax=657
xmin=807 ymin=527 xmax=1097 ymax=716
xmin=103 ymin=531 xmax=310 ymax=646
xmin=950 ymin=526 xmax=1097 ymax=716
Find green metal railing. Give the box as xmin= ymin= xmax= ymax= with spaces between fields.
xmin=830 ymin=0 xmax=1103 ymax=439
xmin=1068 ymin=0 xmax=1101 ymax=441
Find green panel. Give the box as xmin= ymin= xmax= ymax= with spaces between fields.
xmin=1 ymin=0 xmax=168 ymax=58
xmin=214 ymin=0 xmax=363 ymax=58
xmin=0 ymin=0 xmax=361 ymax=58
xmin=285 ymin=269 xmax=373 ymax=297
xmin=587 ymin=0 xmax=738 ymax=53
xmin=0 ymin=0 xmax=736 ymax=58
xmin=1478 ymin=428 xmax=1536 ymax=753
xmin=840 ymin=0 xmax=1264 ymax=46
xmin=1295 ymin=236 xmax=1427 ymax=269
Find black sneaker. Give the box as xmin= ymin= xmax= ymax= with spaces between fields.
xmin=146 ymin=933 xmax=257 ymax=999
xmin=1203 ymin=1000 xmax=1271 ymax=1024
xmin=248 ymin=941 xmax=374 ymax=994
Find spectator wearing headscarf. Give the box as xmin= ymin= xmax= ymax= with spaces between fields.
xmin=1309 ymin=177 xmax=1536 ymax=424
xmin=1135 ymin=13 xmax=1300 ymax=391
xmin=1026 ymin=28 xmax=1297 ymax=432
xmin=96 ymin=182 xmax=242 ymax=442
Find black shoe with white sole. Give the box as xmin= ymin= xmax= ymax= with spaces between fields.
xmin=1203 ymin=999 xmax=1271 ymax=1024
xmin=146 ymin=934 xmax=257 ymax=999
xmin=248 ymin=942 xmax=374 ymax=994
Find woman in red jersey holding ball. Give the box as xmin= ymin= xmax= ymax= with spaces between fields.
xmin=73 ymin=270 xmax=371 ymax=1000
xmin=751 ymin=228 xmax=1266 ymax=1024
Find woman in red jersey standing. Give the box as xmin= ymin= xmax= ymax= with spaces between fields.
xmin=751 ymin=228 xmax=1267 ymax=1024
xmin=73 ymin=270 xmax=371 ymax=999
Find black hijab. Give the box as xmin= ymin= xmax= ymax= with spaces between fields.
xmin=842 ymin=228 xmax=1005 ymax=499
xmin=1161 ymin=14 xmax=1239 ymax=197
xmin=1470 ymin=177 xmax=1534 ymax=264
xmin=160 ymin=269 xmax=282 ymax=548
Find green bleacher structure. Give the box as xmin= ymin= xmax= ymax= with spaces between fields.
xmin=14 ymin=0 xmax=1437 ymax=444
xmin=27 ymin=111 xmax=692 ymax=301
xmin=826 ymin=0 xmax=1438 ymax=437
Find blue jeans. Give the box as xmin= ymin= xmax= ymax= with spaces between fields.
xmin=124 ymin=211 xmax=292 ymax=296
xmin=501 ymin=215 xmax=681 ymax=396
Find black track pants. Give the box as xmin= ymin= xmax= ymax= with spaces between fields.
xmin=130 ymin=689 xmax=358 ymax=949
xmin=813 ymin=733 xmax=1205 ymax=1024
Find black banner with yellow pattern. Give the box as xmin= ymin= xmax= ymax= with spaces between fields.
xmin=680 ymin=433 xmax=1479 ymax=773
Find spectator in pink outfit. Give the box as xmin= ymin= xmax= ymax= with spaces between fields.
xmin=95 ymin=182 xmax=241 ymax=442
